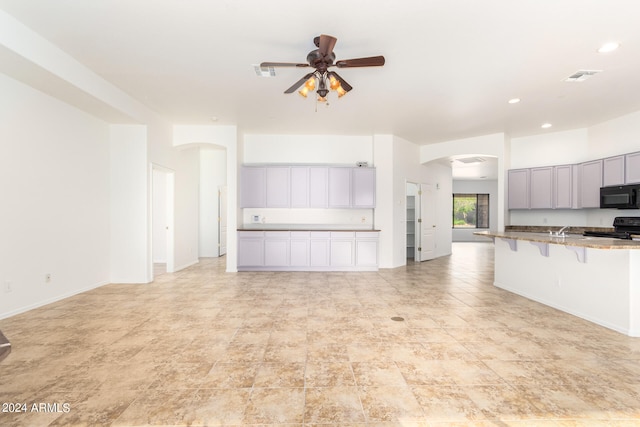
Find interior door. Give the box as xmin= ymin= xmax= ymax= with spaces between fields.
xmin=218 ymin=186 xmax=227 ymax=256
xmin=419 ymin=183 xmax=436 ymax=261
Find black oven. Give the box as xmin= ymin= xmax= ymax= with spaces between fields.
xmin=600 ymin=184 xmax=640 ymax=209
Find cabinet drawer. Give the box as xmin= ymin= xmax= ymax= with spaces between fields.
xmin=290 ymin=231 xmax=311 ymax=238
xmin=331 ymin=231 xmax=355 ymax=239
xmin=238 ymin=231 xmax=264 ymax=238
xmin=264 ymin=231 xmax=290 ymax=238
xmin=310 ymin=231 xmax=330 ymax=239
xmin=356 ymin=232 xmax=379 ymax=239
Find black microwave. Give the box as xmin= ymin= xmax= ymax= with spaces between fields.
xmin=600 ymin=184 xmax=640 ymax=209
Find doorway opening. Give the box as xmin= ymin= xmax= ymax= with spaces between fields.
xmin=406 ymin=181 xmax=437 ymax=263
xmin=151 ymin=166 xmax=175 ymax=280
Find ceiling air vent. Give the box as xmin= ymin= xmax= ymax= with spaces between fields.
xmin=253 ymin=65 xmax=275 ymax=77
xmin=455 ymin=157 xmax=486 ymax=164
xmin=564 ymin=69 xmax=602 ymax=82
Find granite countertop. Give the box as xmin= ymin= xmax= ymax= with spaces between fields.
xmin=238 ymin=224 xmax=380 ymax=232
xmin=475 ymin=230 xmax=640 ymax=250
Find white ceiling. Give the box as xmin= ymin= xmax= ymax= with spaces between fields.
xmin=2 ymin=0 xmax=640 ymax=151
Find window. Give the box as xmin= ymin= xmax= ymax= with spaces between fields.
xmin=453 ymin=194 xmax=489 ymax=228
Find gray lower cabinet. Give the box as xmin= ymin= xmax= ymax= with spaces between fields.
xmin=330 ymin=232 xmax=355 ymax=267
xmin=237 ymin=230 xmax=378 ymax=271
xmin=309 ymin=232 xmax=330 ymax=266
xmin=237 ymin=231 xmax=264 ymax=266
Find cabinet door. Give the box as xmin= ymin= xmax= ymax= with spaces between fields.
xmin=355 ymin=233 xmax=378 ymax=267
xmin=237 ymin=233 xmax=264 ymax=266
xmin=290 ymin=232 xmax=310 ymax=266
xmin=264 ymin=235 xmax=290 ymax=266
xmin=578 ymin=160 xmax=603 ymax=208
xmin=328 ymin=167 xmax=351 ymax=208
xmin=603 ymin=155 xmax=625 ymax=186
xmin=266 ymin=167 xmax=290 ymax=208
xmin=508 ymin=169 xmax=530 ymax=209
xmin=240 ymin=167 xmax=266 ymax=208
xmin=290 ymin=167 xmax=309 ymax=208
xmin=530 ymin=167 xmax=553 ymax=209
xmin=309 ymin=232 xmax=330 ymax=266
xmin=352 ymin=167 xmax=376 ymax=208
xmin=554 ymin=165 xmax=574 ymax=209
xmin=330 ymin=232 xmax=355 ymax=267
xmin=308 ymin=167 xmax=328 ymax=208
xmin=625 ymin=152 xmax=640 ymax=184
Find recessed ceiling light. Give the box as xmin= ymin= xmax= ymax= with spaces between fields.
xmin=508 ymin=98 xmax=521 ymax=104
xmin=541 ymin=123 xmax=552 ymax=129
xmin=598 ymin=42 xmax=620 ymax=53
xmin=210 ymin=116 xmax=218 ymax=122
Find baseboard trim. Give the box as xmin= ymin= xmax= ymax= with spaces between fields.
xmin=0 ymin=280 xmax=109 ymax=320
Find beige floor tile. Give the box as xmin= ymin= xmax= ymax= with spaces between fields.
xmin=304 ymin=386 xmax=366 ymax=424
xmin=2 ymin=242 xmax=640 ymax=425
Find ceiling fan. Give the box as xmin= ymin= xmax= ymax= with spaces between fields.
xmin=260 ymin=34 xmax=385 ymax=101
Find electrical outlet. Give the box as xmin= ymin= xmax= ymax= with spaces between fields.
xmin=45 ymin=273 xmax=51 ymax=283
xmin=4 ymin=281 xmax=12 ymax=293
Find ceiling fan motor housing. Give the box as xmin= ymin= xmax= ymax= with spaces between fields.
xmin=307 ymin=50 xmax=336 ymax=71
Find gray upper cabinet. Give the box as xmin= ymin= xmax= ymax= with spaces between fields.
xmin=240 ymin=166 xmax=266 ymax=208
xmin=266 ymin=167 xmax=290 ymax=207
xmin=554 ymin=165 xmax=575 ymax=209
xmin=508 ymin=169 xmax=530 ymax=209
xmin=290 ymin=167 xmax=309 ymax=208
xmin=578 ymin=159 xmax=603 ymax=208
xmin=529 ymin=167 xmax=553 ymax=209
xmin=308 ymin=167 xmax=329 ymax=208
xmin=241 ymin=165 xmax=375 ymax=209
xmin=328 ymin=167 xmax=352 ymax=208
xmin=352 ymin=167 xmax=376 ymax=208
xmin=625 ymin=152 xmax=640 ymax=184
xmin=603 ymin=155 xmax=625 ymax=186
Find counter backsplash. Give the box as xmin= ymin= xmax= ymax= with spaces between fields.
xmin=505 ymin=225 xmax=614 ymax=234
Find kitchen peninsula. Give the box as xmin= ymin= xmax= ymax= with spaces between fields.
xmin=476 ymin=230 xmax=640 ymax=337
xmin=238 ymin=225 xmax=380 ymax=272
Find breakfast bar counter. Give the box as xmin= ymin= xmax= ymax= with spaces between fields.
xmin=476 ymin=231 xmax=640 ymax=337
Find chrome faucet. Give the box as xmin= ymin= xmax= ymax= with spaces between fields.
xmin=550 ymin=225 xmax=570 ymax=237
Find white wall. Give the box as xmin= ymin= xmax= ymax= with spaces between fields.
xmin=243 ymin=134 xmax=373 ymax=165
xmin=0 ymin=74 xmax=110 ymax=318
xmin=452 ymin=179 xmax=499 ymax=241
xmin=110 ymin=125 xmax=148 ymax=283
xmin=172 ymin=148 xmax=200 ymax=271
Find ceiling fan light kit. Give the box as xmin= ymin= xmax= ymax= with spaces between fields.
xmin=261 ymin=34 xmax=385 ymax=103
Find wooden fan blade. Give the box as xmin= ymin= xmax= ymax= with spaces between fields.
xmin=318 ymin=34 xmax=337 ymax=56
xmin=284 ymin=73 xmax=315 ymax=94
xmin=335 ymin=55 xmax=385 ymax=68
xmin=328 ymin=71 xmax=353 ymax=92
xmin=261 ymin=62 xmax=309 ymax=68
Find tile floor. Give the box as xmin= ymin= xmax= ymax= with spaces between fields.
xmin=1 ymin=242 xmax=640 ymax=426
